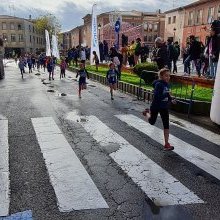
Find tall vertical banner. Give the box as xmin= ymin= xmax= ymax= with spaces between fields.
xmin=90 ymin=4 xmax=100 ymax=65
xmin=51 ymin=35 xmax=60 ymax=59
xmin=45 ymin=30 xmax=51 ymax=57
xmin=210 ymin=52 xmax=220 ymax=125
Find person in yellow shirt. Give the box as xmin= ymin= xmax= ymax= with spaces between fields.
xmin=127 ymin=41 xmax=136 ymax=67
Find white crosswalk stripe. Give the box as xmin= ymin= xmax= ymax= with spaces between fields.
xmin=66 ymin=113 xmax=203 ymax=206
xmin=0 ymin=119 xmax=9 ymax=217
xmin=169 ymin=115 xmax=220 ymax=146
xmin=31 ymin=117 xmax=109 ymax=212
xmin=116 ymin=114 xmax=220 ymax=181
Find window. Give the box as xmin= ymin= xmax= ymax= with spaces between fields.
xmin=173 ymin=16 xmax=176 ymax=24
xmin=11 ymin=34 xmax=16 ymax=42
xmin=18 ymin=24 xmax=22 ymax=30
xmin=30 ymin=35 xmax=32 ymax=43
xmin=207 ymin=7 xmax=215 ymax=23
xmin=154 ymin=34 xmax=158 ymax=40
xmin=168 ymin=17 xmax=171 ymax=24
xmin=18 ymin=34 xmax=23 ymax=42
xmin=2 ymin=22 xmax=7 ymax=30
xmin=188 ymin=11 xmax=194 ymax=26
xmin=3 ymin=33 xmax=7 ymax=41
xmin=33 ymin=26 xmax=35 ymax=33
xmin=154 ymin=24 xmax=158 ymax=31
xmin=10 ymin=23 xmax=14 ymax=30
xmin=144 ymin=35 xmax=148 ymax=42
xmin=29 ymin=25 xmax=31 ymax=32
xmin=196 ymin=10 xmax=203 ymax=24
xmin=148 ymin=35 xmax=153 ymax=42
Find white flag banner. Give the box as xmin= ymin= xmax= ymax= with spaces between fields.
xmin=210 ymin=52 xmax=220 ymax=125
xmin=51 ymin=35 xmax=60 ymax=59
xmin=45 ymin=30 xmax=51 ymax=57
xmin=90 ymin=4 xmax=100 ymax=65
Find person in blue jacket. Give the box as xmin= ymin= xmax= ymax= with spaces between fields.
xmin=143 ymin=68 xmax=176 ymax=151
xmin=106 ymin=63 xmax=119 ymax=100
xmin=47 ymin=57 xmax=54 ymax=81
xmin=76 ymin=63 xmax=89 ymax=98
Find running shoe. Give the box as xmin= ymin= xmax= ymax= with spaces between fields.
xmin=164 ymin=143 xmax=174 ymax=151
xmin=142 ymin=108 xmax=150 ymax=117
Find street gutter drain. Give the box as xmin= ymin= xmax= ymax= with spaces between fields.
xmin=47 ymin=89 xmax=55 ymax=93
xmin=35 ymin=73 xmax=41 ymax=76
xmin=88 ymin=85 xmax=96 ymax=87
xmin=61 ymin=93 xmax=67 ymax=96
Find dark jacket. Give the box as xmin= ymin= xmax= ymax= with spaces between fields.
xmin=154 ymin=44 xmax=169 ymax=70
xmin=151 ymin=80 xmax=172 ymax=109
xmin=167 ymin=43 xmax=175 ymax=61
xmin=189 ymin=40 xmax=202 ymax=60
xmin=206 ymin=35 xmax=220 ymax=62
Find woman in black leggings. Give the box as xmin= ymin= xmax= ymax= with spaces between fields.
xmin=143 ymin=68 xmax=176 ymax=151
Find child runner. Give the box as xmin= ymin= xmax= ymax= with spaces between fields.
xmin=143 ymin=68 xmax=176 ymax=151
xmin=76 ymin=63 xmax=89 ymax=99
xmin=47 ymin=57 xmax=54 ymax=81
xmin=18 ymin=58 xmax=25 ymax=79
xmin=60 ymin=58 xmax=67 ymax=79
xmin=106 ymin=63 xmax=119 ymax=100
xmin=27 ymin=56 xmax=32 ymax=73
xmin=92 ymin=51 xmax=99 ymax=71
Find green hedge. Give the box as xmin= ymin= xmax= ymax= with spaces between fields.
xmin=133 ymin=62 xmax=159 ymax=84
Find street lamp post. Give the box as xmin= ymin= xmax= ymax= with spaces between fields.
xmin=173 ymin=27 xmax=177 ymax=42
xmin=98 ymin=24 xmax=101 ymax=41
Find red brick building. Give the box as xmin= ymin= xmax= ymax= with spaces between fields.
xmin=182 ymin=0 xmax=220 ymax=47
xmin=61 ymin=10 xmax=165 ymax=49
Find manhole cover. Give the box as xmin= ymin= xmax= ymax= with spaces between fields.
xmin=47 ymin=90 xmax=55 ymax=93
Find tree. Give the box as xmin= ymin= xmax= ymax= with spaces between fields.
xmin=34 ymin=14 xmax=61 ymax=35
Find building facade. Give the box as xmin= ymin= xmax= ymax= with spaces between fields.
xmin=0 ymin=15 xmax=45 ymax=57
xmin=182 ymin=0 xmax=220 ymax=47
xmin=164 ymin=8 xmax=185 ymax=45
xmin=61 ymin=10 xmax=165 ymax=50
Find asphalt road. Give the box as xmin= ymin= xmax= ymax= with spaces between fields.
xmin=0 ymin=61 xmax=220 ymax=220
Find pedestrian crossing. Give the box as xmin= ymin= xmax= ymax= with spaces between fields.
xmin=1 ymin=113 xmax=220 ymax=217
xmin=116 ymin=114 xmax=220 ymax=181
xmin=31 ymin=117 xmax=109 ymax=212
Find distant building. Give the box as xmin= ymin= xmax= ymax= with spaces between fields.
xmin=182 ymin=0 xmax=220 ymax=47
xmin=165 ymin=0 xmax=220 ymax=48
xmin=0 ymin=15 xmax=45 ymax=57
xmin=164 ymin=8 xmax=185 ymax=45
xmin=61 ymin=10 xmax=165 ymax=50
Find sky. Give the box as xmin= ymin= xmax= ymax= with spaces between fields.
xmin=0 ymin=0 xmax=195 ymax=31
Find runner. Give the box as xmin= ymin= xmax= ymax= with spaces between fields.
xmin=142 ymin=68 xmax=176 ymax=151
xmin=18 ymin=58 xmax=25 ymax=79
xmin=92 ymin=51 xmax=99 ymax=71
xmin=106 ymin=63 xmax=119 ymax=100
xmin=76 ymin=63 xmax=89 ymax=99
xmin=60 ymin=58 xmax=67 ymax=79
xmin=27 ymin=56 xmax=32 ymax=73
xmin=47 ymin=57 xmax=54 ymax=81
